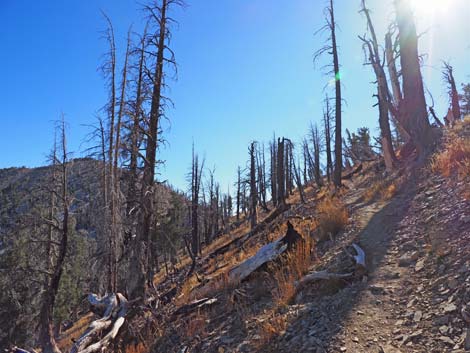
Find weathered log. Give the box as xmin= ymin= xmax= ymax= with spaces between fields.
xmin=228 ymin=221 xmax=302 ymax=283
xmin=71 ymin=293 xmax=128 ymax=353
xmin=351 ymin=243 xmax=366 ymax=274
xmin=206 ymin=204 xmax=290 ymax=261
xmin=173 ymin=297 xmax=218 ymax=316
xmin=297 ymin=243 xmax=366 ymax=289
xmin=296 ymin=271 xmax=354 ymax=288
xmin=342 ymin=164 xmax=363 ymax=180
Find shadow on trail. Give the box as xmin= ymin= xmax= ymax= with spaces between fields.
xmin=259 ymin=174 xmax=420 ymax=352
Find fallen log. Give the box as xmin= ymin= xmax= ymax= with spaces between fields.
xmin=342 ymin=163 xmax=363 ymax=180
xmin=206 ymin=204 xmax=290 ymax=261
xmin=228 ymin=221 xmax=303 ymax=283
xmin=173 ymin=297 xmax=218 ymax=316
xmin=71 ymin=293 xmax=128 ymax=353
xmin=296 ymin=271 xmax=354 ymax=288
xmin=297 ymin=243 xmax=366 ymax=289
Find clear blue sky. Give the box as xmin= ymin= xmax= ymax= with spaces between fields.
xmin=1 ymin=0 xmax=469 ymax=191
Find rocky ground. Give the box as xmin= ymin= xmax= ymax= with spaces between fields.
xmin=56 ymin=122 xmax=470 ymax=353
xmin=269 ymin=168 xmax=469 ymax=353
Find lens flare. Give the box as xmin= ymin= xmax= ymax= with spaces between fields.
xmin=410 ymin=0 xmax=450 ymax=16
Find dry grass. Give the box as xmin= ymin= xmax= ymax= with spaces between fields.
xmin=256 ymin=313 xmax=288 ymax=349
xmin=181 ymin=311 xmax=209 ymax=340
xmin=124 ymin=343 xmax=148 ymax=353
xmin=270 ymin=236 xmax=316 ymax=307
xmin=362 ymin=178 xmax=398 ymax=203
xmin=56 ymin=313 xmax=94 ymax=351
xmin=432 ymin=136 xmax=470 ymax=179
xmin=316 ymin=197 xmax=349 ymax=241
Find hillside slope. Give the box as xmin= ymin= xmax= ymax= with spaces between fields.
xmin=143 ymin=119 xmax=469 ymax=353
xmin=16 ymin=119 xmax=470 ymax=353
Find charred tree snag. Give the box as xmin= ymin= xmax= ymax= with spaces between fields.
xmin=442 ymin=61 xmax=461 ymax=122
xmin=310 ymin=123 xmax=323 ymax=188
xmin=394 ymin=0 xmax=433 ymax=159
xmin=270 ymin=135 xmax=278 ymax=207
xmin=277 ymin=138 xmax=286 ymax=205
xmin=191 ymin=145 xmax=204 ymax=256
xmin=236 ymin=166 xmax=241 ymax=221
xmin=359 ymin=0 xmax=397 ymax=171
xmin=38 ymin=118 xmax=70 ymax=353
xmin=130 ymin=0 xmax=184 ymax=298
xmin=325 ymin=0 xmax=343 ymax=187
xmin=293 ymin=157 xmax=305 ymax=204
xmin=323 ymin=97 xmax=334 ymax=182
xmin=249 ymin=142 xmax=258 ymax=229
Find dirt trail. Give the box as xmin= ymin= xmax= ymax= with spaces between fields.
xmin=269 ymin=162 xmax=468 ymax=353
xmin=323 ymin=180 xmax=418 ymax=353
xmin=275 ymin=162 xmax=470 ymax=353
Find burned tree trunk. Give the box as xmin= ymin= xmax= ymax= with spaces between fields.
xmin=394 ymin=0 xmax=432 ymax=159
xmin=323 ymin=96 xmax=333 ymax=182
xmin=359 ymin=0 xmax=397 ymax=171
xmin=236 ymin=166 xmax=241 ymax=221
xmin=270 ymin=136 xmax=278 ymax=207
xmin=293 ymin=157 xmax=305 ymax=203
xmin=130 ymin=0 xmax=182 ymax=298
xmin=191 ymin=146 xmax=204 ymax=256
xmin=277 ymin=138 xmax=286 ymax=205
xmin=38 ymin=119 xmax=70 ymax=353
xmin=249 ymin=142 xmax=258 ymax=229
xmin=257 ymin=143 xmax=269 ymax=211
xmin=442 ymin=61 xmax=461 ymax=122
xmin=385 ymin=30 xmax=402 ymax=106
xmin=310 ymin=123 xmax=323 ymax=188
xmin=329 ymin=0 xmax=343 ymax=187
xmin=127 ymin=25 xmax=148 ymax=217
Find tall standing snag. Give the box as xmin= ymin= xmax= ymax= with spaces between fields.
xmin=442 ymin=61 xmax=461 ymax=122
xmin=359 ymin=0 xmax=397 ymax=171
xmin=38 ymin=118 xmax=71 ymax=353
xmin=394 ymin=0 xmax=432 ymax=159
xmin=129 ymin=0 xmax=184 ymax=298
xmin=314 ymin=0 xmax=342 ymax=187
xmin=249 ymin=142 xmax=258 ymax=229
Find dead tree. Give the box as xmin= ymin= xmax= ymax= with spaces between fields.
xmin=284 ymin=139 xmax=294 ymax=196
xmin=323 ymin=96 xmax=333 ymax=181
xmin=190 ymin=145 xmax=204 ymax=256
xmin=215 ymin=183 xmax=220 ymax=234
xmin=427 ymin=90 xmax=445 ymax=128
xmin=442 ymin=61 xmax=461 ymax=122
xmin=293 ymin=153 xmax=305 ymax=203
xmin=100 ymin=12 xmax=119 ymax=293
xmin=359 ymin=0 xmax=397 ymax=171
xmin=257 ymin=143 xmax=269 ymax=211
xmin=394 ymin=0 xmax=432 ymax=158
xmin=269 ymin=135 xmax=278 ymax=206
xmin=309 ymin=123 xmax=323 ymax=188
xmin=277 ymin=138 xmax=286 ymax=205
xmin=38 ymin=118 xmax=71 ymax=353
xmin=127 ymin=24 xmax=148 ymax=216
xmin=314 ymin=0 xmax=343 ymax=187
xmin=302 ymin=138 xmax=315 ymax=183
xmin=249 ymin=142 xmax=258 ymax=229
xmin=206 ymin=168 xmax=216 ymax=241
xmin=385 ymin=28 xmax=411 ymax=144
xmin=235 ymin=166 xmax=241 ymax=221
xmin=130 ymin=0 xmax=184 ymax=298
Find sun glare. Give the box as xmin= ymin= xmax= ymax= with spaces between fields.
xmin=410 ymin=0 xmax=450 ymax=16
